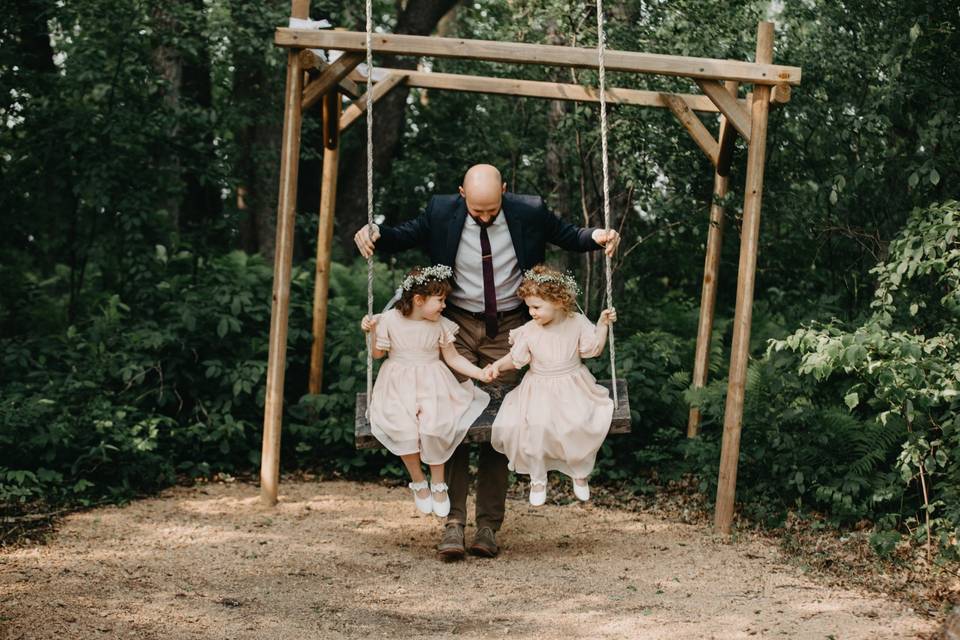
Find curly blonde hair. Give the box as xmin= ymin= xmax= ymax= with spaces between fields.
xmin=395 ymin=266 xmax=454 ymax=316
xmin=516 ymin=264 xmax=579 ymax=314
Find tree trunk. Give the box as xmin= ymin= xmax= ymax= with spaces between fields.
xmin=178 ymin=6 xmax=221 ymax=238
xmin=231 ymin=2 xmax=286 ymax=259
xmin=12 ymin=0 xmax=57 ymax=75
xmin=150 ymin=0 xmax=220 ymax=241
xmin=9 ymin=1 xmax=84 ymax=321
xmin=150 ymin=3 xmax=184 ymax=233
xmin=232 ymin=85 xmax=283 ymax=259
xmin=335 ymin=0 xmax=460 ymax=246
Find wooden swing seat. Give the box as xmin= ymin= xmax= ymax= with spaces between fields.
xmin=354 ymin=379 xmax=630 ymax=449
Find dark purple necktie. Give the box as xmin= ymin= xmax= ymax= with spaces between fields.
xmin=478 ymin=222 xmax=498 ymax=338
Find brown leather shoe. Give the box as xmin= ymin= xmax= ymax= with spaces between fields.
xmin=469 ymin=527 xmax=499 ymax=558
xmin=437 ymin=523 xmax=465 ymax=561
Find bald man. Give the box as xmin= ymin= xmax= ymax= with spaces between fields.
xmin=354 ymin=164 xmax=619 ymax=560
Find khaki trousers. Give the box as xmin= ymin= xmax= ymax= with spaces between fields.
xmin=443 ymin=305 xmax=527 ymax=531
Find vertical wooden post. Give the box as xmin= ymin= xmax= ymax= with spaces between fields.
xmin=309 ymin=92 xmax=342 ymax=394
xmin=687 ymin=80 xmax=738 ymax=438
xmin=714 ymin=23 xmax=774 ymax=533
xmin=260 ymin=0 xmax=310 ymax=506
xmin=687 ymin=175 xmax=729 ymax=437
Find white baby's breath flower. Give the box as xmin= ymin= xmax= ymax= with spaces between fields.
xmin=522 ymin=269 xmax=581 ymax=297
xmin=401 ymin=264 xmax=454 ymax=291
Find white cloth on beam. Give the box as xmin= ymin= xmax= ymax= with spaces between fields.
xmin=288 ymin=17 xmax=331 ymax=30
xmin=288 ymin=17 xmax=331 ymax=61
xmin=354 ymin=63 xmax=390 ymax=83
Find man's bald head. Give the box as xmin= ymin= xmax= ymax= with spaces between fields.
xmin=459 ymin=164 xmax=506 ymax=224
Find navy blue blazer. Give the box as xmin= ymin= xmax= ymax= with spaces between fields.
xmin=375 ymin=193 xmax=602 ymax=269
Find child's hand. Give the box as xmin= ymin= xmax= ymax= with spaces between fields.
xmin=361 ymin=314 xmax=379 ymax=333
xmin=598 ymin=308 xmax=618 ymax=326
xmin=481 ymin=364 xmax=500 ymax=383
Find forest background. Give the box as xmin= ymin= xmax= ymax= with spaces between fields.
xmin=2 ymin=0 xmax=959 ymax=564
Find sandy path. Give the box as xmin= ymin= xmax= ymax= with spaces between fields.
xmin=0 ymin=480 xmax=935 ymax=640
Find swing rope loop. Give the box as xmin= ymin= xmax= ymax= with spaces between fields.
xmin=365 ymin=0 xmax=374 ymax=413
xmin=595 ymin=0 xmax=619 ymax=408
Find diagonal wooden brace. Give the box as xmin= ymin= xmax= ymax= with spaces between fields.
xmin=339 ymin=72 xmax=408 ymax=132
xmin=696 ymin=79 xmax=751 ymax=143
xmin=661 ymin=92 xmax=719 ymax=166
xmin=301 ymin=51 xmax=364 ymax=110
xmin=299 ymin=49 xmax=360 ymax=98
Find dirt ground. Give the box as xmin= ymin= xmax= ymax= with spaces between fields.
xmin=0 ymin=480 xmax=937 ymax=640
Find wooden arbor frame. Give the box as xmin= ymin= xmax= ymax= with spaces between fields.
xmin=260 ymin=0 xmax=802 ymax=536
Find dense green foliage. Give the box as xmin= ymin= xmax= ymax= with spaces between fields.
xmin=687 ymin=201 xmax=960 ymax=554
xmin=0 ymin=251 xmax=399 ymax=504
xmin=2 ymin=0 xmax=959 ymax=557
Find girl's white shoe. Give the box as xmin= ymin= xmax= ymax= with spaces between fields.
xmin=572 ymin=478 xmax=590 ymax=502
xmin=529 ymin=478 xmax=547 ymax=506
xmin=431 ymin=482 xmax=450 ymax=517
xmin=409 ymin=480 xmax=433 ymax=514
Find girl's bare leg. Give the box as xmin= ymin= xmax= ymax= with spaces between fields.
xmin=401 ymin=453 xmax=430 ymax=498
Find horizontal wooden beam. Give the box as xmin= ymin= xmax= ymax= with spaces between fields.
xmin=348 ymin=68 xmax=736 ymax=113
xmin=339 ymin=72 xmax=407 ymax=131
xmin=696 ymin=79 xmax=751 ymax=143
xmin=301 ymin=51 xmax=364 ymax=110
xmin=275 ymin=28 xmax=802 ymax=86
xmin=299 ymin=49 xmax=360 ymax=98
xmin=662 ymin=92 xmax=719 ymax=167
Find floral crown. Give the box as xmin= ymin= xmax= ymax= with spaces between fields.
xmin=522 ymin=269 xmax=581 ymax=297
xmin=400 ymin=264 xmax=453 ymax=291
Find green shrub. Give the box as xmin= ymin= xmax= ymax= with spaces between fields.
xmin=0 ymin=251 xmax=398 ymax=506
xmin=686 ymin=201 xmax=960 ymax=548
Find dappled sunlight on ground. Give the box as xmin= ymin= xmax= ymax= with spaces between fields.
xmin=0 ymin=481 xmax=935 ymax=639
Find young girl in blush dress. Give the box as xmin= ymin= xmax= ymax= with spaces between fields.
xmin=361 ymin=265 xmax=493 ymax=517
xmin=485 ymin=264 xmax=617 ymax=506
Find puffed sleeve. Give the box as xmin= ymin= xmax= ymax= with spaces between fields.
xmin=438 ymin=316 xmax=460 ymax=346
xmin=374 ymin=312 xmax=391 ymax=350
xmin=578 ymin=314 xmax=603 ymax=358
xmin=508 ymin=325 xmax=532 ymax=368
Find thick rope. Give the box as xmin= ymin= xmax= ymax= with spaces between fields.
xmin=365 ymin=0 xmax=374 ymax=413
xmin=595 ymin=0 xmax=619 ymax=408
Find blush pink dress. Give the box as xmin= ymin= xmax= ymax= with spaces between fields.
xmin=491 ymin=314 xmax=613 ymax=481
xmin=369 ymin=309 xmax=489 ymax=465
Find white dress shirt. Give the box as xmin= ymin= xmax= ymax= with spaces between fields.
xmin=448 ymin=210 xmax=523 ymax=313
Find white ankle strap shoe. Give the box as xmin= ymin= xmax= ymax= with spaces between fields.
xmin=529 ymin=478 xmax=547 ymax=507
xmin=572 ymin=478 xmax=590 ymax=502
xmin=430 ymin=482 xmax=450 ymax=518
xmin=409 ymin=480 xmax=433 ymax=515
